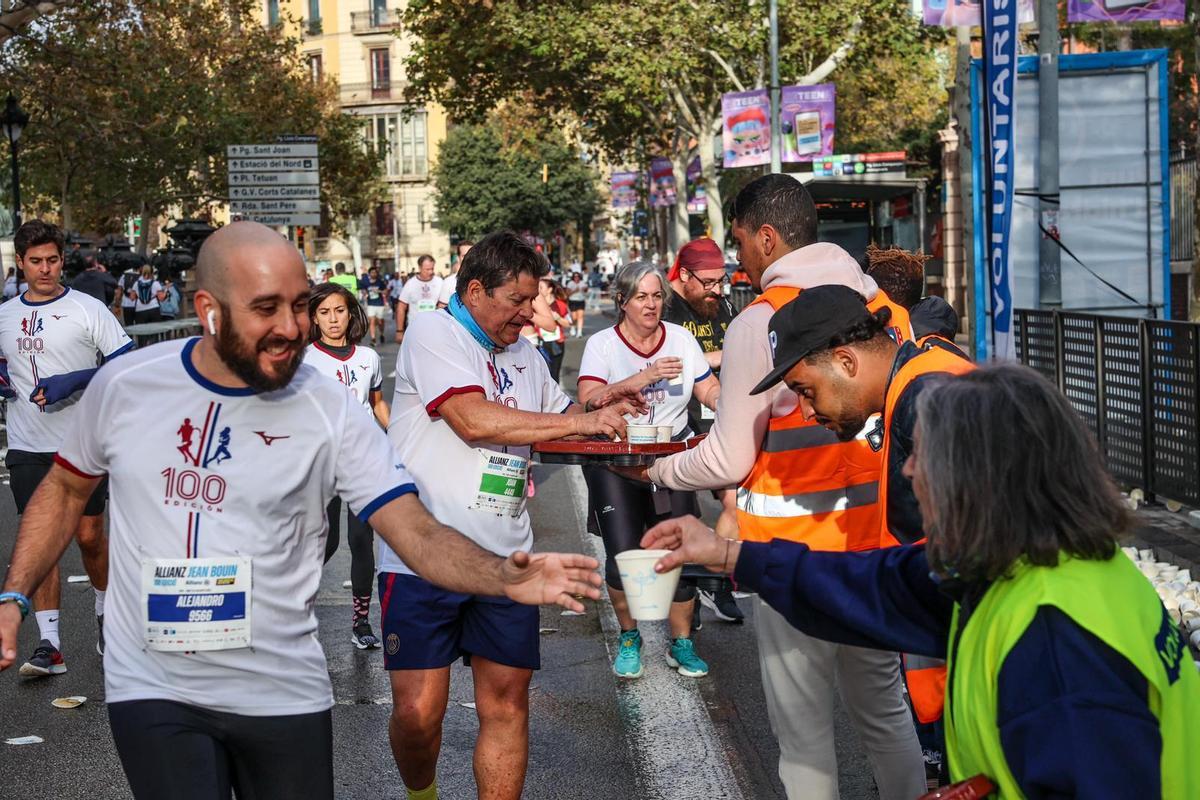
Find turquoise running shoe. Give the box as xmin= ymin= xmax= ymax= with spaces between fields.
xmin=613 ymin=629 xmax=644 ymax=678
xmin=666 ymin=637 xmax=709 ymax=677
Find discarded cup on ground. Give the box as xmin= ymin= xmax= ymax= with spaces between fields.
xmin=51 ymin=696 xmax=86 ymax=709
xmin=655 ymin=425 xmax=673 ymax=443
xmin=614 ymin=549 xmax=681 ymax=621
xmin=626 ymin=425 xmax=658 ymax=444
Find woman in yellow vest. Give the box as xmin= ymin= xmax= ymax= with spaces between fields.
xmin=645 ymin=364 xmax=1200 ymax=798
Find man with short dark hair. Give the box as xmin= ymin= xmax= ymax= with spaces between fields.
xmin=638 ymin=175 xmax=926 ymax=799
xmin=361 ymin=265 xmax=389 ymax=347
xmin=328 ymin=261 xmax=359 ymax=295
xmin=382 ymin=230 xmax=644 ymax=800
xmin=394 ymin=254 xmax=442 ymax=344
xmin=0 ymin=221 xmax=603 ymax=800
xmin=0 ymin=219 xmax=133 ymax=674
xmin=70 ymin=253 xmax=119 ymax=306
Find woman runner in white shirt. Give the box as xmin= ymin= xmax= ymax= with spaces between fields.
xmin=577 ymin=262 xmax=720 ymax=681
xmin=304 ymin=283 xmax=390 ymax=649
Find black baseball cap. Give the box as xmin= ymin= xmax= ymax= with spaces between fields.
xmin=749 ymin=285 xmax=873 ymax=396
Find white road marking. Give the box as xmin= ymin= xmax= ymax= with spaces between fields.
xmin=562 ymin=466 xmax=746 ymax=800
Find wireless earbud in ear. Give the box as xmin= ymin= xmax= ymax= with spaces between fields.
xmin=207 ymin=309 xmax=217 ymax=336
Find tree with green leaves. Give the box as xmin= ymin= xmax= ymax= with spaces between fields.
xmin=431 ymin=113 xmax=601 ymax=246
xmin=403 ymin=0 xmax=946 ymax=247
xmin=0 ymin=0 xmax=382 ymax=249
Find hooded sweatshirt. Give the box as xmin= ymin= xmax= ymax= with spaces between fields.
xmin=649 ymin=242 xmax=880 ymax=490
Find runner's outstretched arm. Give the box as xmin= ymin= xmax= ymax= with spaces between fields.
xmin=0 ymin=464 xmax=98 ymax=669
xmin=369 ymin=492 xmax=602 ymax=610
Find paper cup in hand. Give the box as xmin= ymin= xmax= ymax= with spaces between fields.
xmin=626 ymin=425 xmax=658 ymax=444
xmin=615 ymin=549 xmax=680 ymax=621
xmin=656 ymin=425 xmax=673 ymax=443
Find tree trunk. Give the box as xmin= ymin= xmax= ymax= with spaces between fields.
xmin=136 ymin=200 xmax=149 ymax=256
xmin=59 ymin=177 xmax=73 ymax=234
xmin=699 ymin=118 xmax=725 ymax=249
xmin=671 ymin=148 xmax=692 ymax=247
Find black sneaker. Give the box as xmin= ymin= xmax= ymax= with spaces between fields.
xmin=19 ymin=639 xmax=67 ymax=677
xmin=97 ymin=614 xmax=105 ymax=657
xmin=351 ymin=622 xmax=380 ymax=650
xmin=692 ymin=599 xmax=703 ymax=631
xmin=699 ymin=588 xmax=745 ymax=623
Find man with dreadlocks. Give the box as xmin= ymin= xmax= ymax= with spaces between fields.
xmin=862 ymin=244 xmax=965 ymax=358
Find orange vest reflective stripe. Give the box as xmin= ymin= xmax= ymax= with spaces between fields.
xmin=881 ymin=345 xmax=974 ymax=724
xmin=736 ymin=286 xmax=913 ymax=551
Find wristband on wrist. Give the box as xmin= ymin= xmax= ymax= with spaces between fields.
xmin=0 ymin=591 xmax=31 ymax=620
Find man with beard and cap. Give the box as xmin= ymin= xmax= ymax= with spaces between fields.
xmin=0 ymin=221 xmax=605 ymax=800
xmin=662 ymin=237 xmax=743 ymax=624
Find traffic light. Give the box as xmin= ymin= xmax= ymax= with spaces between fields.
xmin=297 ymin=227 xmax=306 ymax=252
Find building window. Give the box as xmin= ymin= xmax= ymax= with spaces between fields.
xmin=371 ymin=0 xmax=389 ymax=27
xmin=370 ymin=47 xmax=391 ymax=98
xmin=306 ymin=53 xmax=323 ymax=83
xmin=374 ymin=202 xmax=395 ymax=236
xmin=267 ymin=0 xmax=280 ymax=27
xmin=306 ymin=0 xmax=321 ymax=34
xmin=363 ymin=110 xmax=428 ymax=179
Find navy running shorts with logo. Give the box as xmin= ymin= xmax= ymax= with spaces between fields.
xmin=7 ymin=449 xmax=108 ymax=516
xmin=378 ymin=572 xmax=540 ymax=671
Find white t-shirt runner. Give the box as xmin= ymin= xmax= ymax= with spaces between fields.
xmin=398 ymin=276 xmax=444 ymax=315
xmin=578 ymin=322 xmax=711 ymax=438
xmin=55 ymin=338 xmax=417 ymax=716
xmin=380 ymin=310 xmax=572 ymax=576
xmin=437 ymin=274 xmax=457 ymax=306
xmin=302 ymin=342 xmax=383 ymax=413
xmin=0 ymin=287 xmax=133 ymax=452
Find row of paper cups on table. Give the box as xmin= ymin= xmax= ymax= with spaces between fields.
xmin=1124 ymin=547 xmax=1200 ymax=653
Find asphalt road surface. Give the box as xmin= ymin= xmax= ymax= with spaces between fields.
xmin=0 ymin=307 xmax=882 ymax=799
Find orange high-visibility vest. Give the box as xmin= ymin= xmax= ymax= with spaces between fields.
xmin=735 ymin=286 xmax=912 ymax=551
xmin=880 ymin=344 xmax=975 ymax=724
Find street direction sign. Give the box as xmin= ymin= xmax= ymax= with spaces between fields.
xmin=227 ymin=143 xmax=319 ymax=158
xmin=229 ymin=186 xmax=320 ymax=200
xmin=227 ymin=140 xmax=320 ymax=227
xmin=230 ymin=171 xmax=320 ymax=186
xmin=228 ymin=199 xmax=321 ymax=213
xmin=228 ymin=157 xmax=319 ymax=172
xmin=232 ymin=213 xmax=322 ymax=227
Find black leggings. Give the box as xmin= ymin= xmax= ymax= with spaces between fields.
xmin=109 ymin=699 xmax=333 ymax=800
xmin=584 ymin=465 xmax=697 ymax=602
xmin=324 ymin=497 xmax=375 ymax=598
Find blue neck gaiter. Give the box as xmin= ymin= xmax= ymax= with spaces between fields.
xmin=447 ymin=293 xmax=502 ymax=353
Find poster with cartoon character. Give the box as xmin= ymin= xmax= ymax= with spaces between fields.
xmin=722 ymin=90 xmax=771 ymax=168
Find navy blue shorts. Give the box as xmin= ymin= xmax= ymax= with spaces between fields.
xmin=378 ymin=572 xmax=540 ymax=671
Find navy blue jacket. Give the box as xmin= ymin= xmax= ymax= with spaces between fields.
xmin=735 ymin=541 xmax=1162 ymax=798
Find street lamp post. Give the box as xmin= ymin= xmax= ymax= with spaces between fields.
xmin=0 ymin=95 xmax=29 ymax=229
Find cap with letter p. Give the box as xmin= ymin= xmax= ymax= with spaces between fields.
xmin=749 ymin=284 xmax=873 ymax=396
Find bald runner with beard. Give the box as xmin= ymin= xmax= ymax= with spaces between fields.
xmin=0 ymin=221 xmax=603 ymax=800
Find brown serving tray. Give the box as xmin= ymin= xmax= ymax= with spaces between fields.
xmin=533 ymin=435 xmax=706 ymax=466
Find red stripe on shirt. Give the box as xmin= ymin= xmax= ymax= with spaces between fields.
xmin=53 ymin=454 xmax=103 ymax=480
xmin=425 ymin=385 xmax=485 ymax=418
xmin=576 ymin=375 xmax=608 ymax=385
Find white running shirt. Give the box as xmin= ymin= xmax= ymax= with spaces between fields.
xmin=56 ymin=338 xmax=417 ymax=716
xmin=397 ymin=276 xmax=444 ymax=315
xmin=437 ymin=274 xmax=457 ymax=306
xmin=578 ymin=322 xmax=711 ymax=437
xmin=0 ymin=288 xmax=132 ymax=452
xmin=302 ymin=342 xmax=383 ymax=413
xmin=381 ymin=310 xmax=572 ymax=576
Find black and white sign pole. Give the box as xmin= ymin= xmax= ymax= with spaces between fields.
xmin=1038 ymin=0 xmax=1062 ymax=309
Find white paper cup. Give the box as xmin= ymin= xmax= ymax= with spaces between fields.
xmin=656 ymin=425 xmax=673 ymax=443
xmin=614 ymin=549 xmax=681 ymax=621
xmin=626 ymin=425 xmax=658 ymax=444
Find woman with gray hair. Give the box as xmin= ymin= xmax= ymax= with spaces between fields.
xmin=645 ymin=364 xmax=1200 ymax=798
xmin=577 ymin=261 xmax=720 ymax=681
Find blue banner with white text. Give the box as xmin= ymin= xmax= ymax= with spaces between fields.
xmin=982 ymin=0 xmax=1017 ymax=359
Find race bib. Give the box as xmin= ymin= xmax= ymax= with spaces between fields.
xmin=416 ymin=299 xmax=437 ymax=313
xmin=141 ymin=557 xmax=252 ymax=652
xmin=701 ymin=404 xmax=716 ymax=420
xmin=470 ymin=449 xmax=529 ymax=518
xmin=539 ymin=327 xmax=560 ymax=342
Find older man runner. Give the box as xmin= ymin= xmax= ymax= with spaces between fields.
xmin=381 ymin=231 xmax=640 ymax=800
xmin=0 ymin=222 xmax=602 ymax=800
xmin=631 ymin=175 xmax=926 ymax=799
xmin=394 ymin=254 xmax=443 ymax=344
xmin=0 ymin=220 xmax=133 ymax=674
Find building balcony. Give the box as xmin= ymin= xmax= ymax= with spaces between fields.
xmin=350 ymin=9 xmax=401 ymax=33
xmin=299 ymin=17 xmax=324 ymax=39
xmin=339 ymin=81 xmax=408 ymax=105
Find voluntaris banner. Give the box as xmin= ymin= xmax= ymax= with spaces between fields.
xmin=649 ymin=157 xmax=677 ymax=208
xmin=610 ymin=171 xmax=641 ymax=209
xmin=1067 ymin=0 xmax=1183 ymax=23
xmin=982 ymin=0 xmax=1017 ymax=359
xmin=780 ymin=84 xmax=835 ymax=162
xmin=722 ymin=90 xmax=771 ymax=168
xmin=922 ymin=0 xmax=1034 ymax=26
xmin=686 ymin=157 xmax=707 ymax=214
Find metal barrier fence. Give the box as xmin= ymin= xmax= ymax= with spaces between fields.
xmin=1015 ymin=308 xmax=1200 ymax=507
xmin=1171 ymin=157 xmax=1195 ymax=265
xmin=730 ymin=285 xmax=757 ymax=314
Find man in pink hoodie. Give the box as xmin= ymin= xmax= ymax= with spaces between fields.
xmin=635 ymin=175 xmax=926 ymax=799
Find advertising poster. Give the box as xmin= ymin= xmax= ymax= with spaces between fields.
xmin=686 ymin=157 xmax=707 ymax=214
xmin=780 ymin=84 xmax=836 ymax=162
xmin=982 ymin=0 xmax=1018 ymax=359
xmin=1067 ymin=0 xmax=1183 ymax=22
xmin=722 ymin=89 xmax=771 ymax=168
xmin=649 ymin=157 xmax=678 ymax=208
xmin=922 ymin=0 xmax=1034 ymax=27
xmin=610 ymin=171 xmax=641 ymax=210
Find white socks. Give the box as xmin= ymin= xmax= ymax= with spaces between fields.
xmin=34 ymin=610 xmax=61 ymax=649
xmin=95 ymin=589 xmax=106 ymax=617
